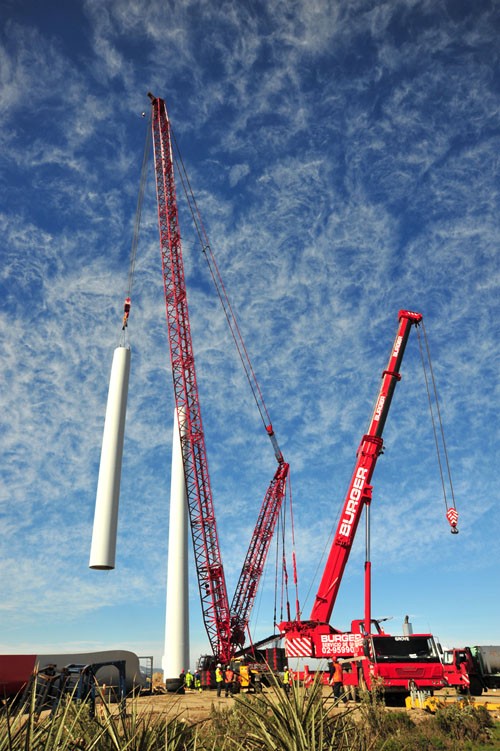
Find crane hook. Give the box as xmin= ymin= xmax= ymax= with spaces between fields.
xmin=446 ymin=507 xmax=459 ymax=534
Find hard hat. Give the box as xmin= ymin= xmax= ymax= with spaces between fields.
xmin=217 ymin=663 xmax=221 ymax=668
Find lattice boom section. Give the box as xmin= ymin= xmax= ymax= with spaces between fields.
xmin=151 ymin=95 xmax=231 ymax=662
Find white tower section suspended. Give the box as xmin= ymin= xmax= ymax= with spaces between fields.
xmin=162 ymin=407 xmax=189 ymax=685
xmin=89 ymin=345 xmax=131 ymax=570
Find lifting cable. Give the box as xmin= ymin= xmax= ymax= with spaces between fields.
xmin=417 ymin=322 xmax=459 ymax=534
xmin=288 ymin=474 xmax=301 ymax=621
xmin=273 ymin=515 xmax=281 ymax=628
xmin=171 ymin=129 xmax=284 ymax=465
xmin=276 ymin=477 xmax=303 ymax=624
xmin=280 ymin=502 xmax=289 ymax=623
xmin=120 ymin=109 xmax=152 ymax=341
xmin=170 ymin=124 xmax=302 ymax=625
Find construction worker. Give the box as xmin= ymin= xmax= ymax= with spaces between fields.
xmin=215 ymin=664 xmax=224 ymax=697
xmin=178 ymin=669 xmax=186 ymax=694
xmin=122 ymin=297 xmax=131 ymax=329
xmin=282 ymin=665 xmax=291 ymax=696
xmin=327 ymin=659 xmax=335 ymax=684
xmin=224 ymin=664 xmax=235 ymax=697
xmin=303 ymin=665 xmax=314 ymax=696
xmin=194 ymin=669 xmax=202 ymax=693
xmin=330 ymin=657 xmax=346 ymax=702
xmin=185 ymin=669 xmax=193 ymax=691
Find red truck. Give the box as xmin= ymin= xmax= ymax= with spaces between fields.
xmin=443 ymin=646 xmax=500 ymax=696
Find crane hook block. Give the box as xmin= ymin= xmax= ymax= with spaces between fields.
xmin=446 ymin=507 xmax=459 ymax=534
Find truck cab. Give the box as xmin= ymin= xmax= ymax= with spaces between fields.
xmin=352 ymin=632 xmax=445 ymax=697
xmin=442 ymin=646 xmax=500 ymax=696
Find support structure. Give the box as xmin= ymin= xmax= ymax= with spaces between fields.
xmin=162 ymin=408 xmax=189 ymax=687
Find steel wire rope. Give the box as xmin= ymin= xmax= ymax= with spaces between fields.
xmin=170 ymin=130 xmax=282 ymax=460
xmin=416 ymin=323 xmax=458 ymax=517
xmin=246 ymin=480 xmax=294 ymax=633
xmin=299 ymin=468 xmax=355 ymax=616
xmin=119 ymin=110 xmax=152 ymax=343
xmin=273 ymin=514 xmax=281 ymax=628
xmin=127 ymin=113 xmax=152 ymax=298
xmin=287 ymin=472 xmax=301 ymax=620
xmin=280 ymin=500 xmax=289 ymax=623
xmin=170 ymin=126 xmax=300 ymax=629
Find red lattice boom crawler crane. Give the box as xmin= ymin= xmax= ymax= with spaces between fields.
xmin=149 ymin=93 xmax=289 ymax=667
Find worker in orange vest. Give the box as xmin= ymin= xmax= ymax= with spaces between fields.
xmin=224 ymin=665 xmax=235 ymax=697
xmin=303 ymin=665 xmax=314 ymax=696
xmin=329 ymin=657 xmax=346 ymax=702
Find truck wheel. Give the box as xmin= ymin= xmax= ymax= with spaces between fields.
xmin=469 ymin=678 xmax=483 ymax=697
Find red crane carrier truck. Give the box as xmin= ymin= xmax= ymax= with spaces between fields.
xmin=279 ymin=311 xmax=450 ymax=699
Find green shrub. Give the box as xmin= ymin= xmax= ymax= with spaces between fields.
xmin=433 ymin=703 xmax=493 ymax=744
xmin=224 ymin=671 xmax=357 ymax=751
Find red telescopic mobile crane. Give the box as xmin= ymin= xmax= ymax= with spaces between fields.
xmin=149 ymin=94 xmax=289 ymax=666
xmin=279 ymin=310 xmax=456 ymax=697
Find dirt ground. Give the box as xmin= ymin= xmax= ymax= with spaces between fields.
xmin=134 ymin=688 xmax=247 ymax=723
xmin=128 ymin=686 xmax=500 ymax=725
xmin=131 ymin=686 xmax=355 ymax=724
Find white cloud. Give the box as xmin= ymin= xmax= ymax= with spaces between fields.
xmin=0 ymin=0 xmax=498 ymax=667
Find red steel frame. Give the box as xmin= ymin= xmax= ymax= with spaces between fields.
xmin=230 ymin=460 xmax=289 ymax=646
xmin=150 ymin=94 xmax=289 ymax=664
xmin=150 ymin=95 xmax=232 ymax=662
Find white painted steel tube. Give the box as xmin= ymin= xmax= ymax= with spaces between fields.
xmin=89 ymin=346 xmax=131 ymax=570
xmin=162 ymin=407 xmax=190 ymax=682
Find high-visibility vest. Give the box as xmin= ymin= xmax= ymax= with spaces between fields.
xmin=333 ymin=662 xmax=343 ymax=682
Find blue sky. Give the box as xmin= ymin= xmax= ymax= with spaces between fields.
xmin=1 ymin=0 xmax=499 ymax=671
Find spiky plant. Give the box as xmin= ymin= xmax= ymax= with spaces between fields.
xmin=223 ymin=670 xmax=356 ymax=751
xmin=0 ymin=675 xmax=201 ymax=751
xmin=0 ymin=683 xmax=108 ymax=751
